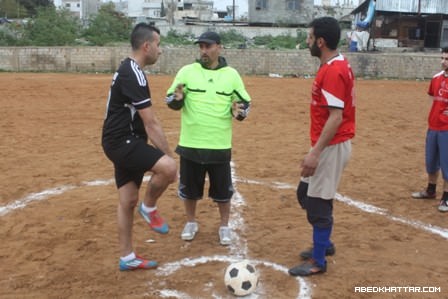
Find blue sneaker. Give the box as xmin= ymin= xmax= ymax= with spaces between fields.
xmin=138 ymin=203 xmax=169 ymax=234
xmin=119 ymin=255 xmax=157 ymax=271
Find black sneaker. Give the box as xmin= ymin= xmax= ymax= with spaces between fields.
xmin=299 ymin=244 xmax=335 ymax=260
xmin=289 ymin=259 xmax=327 ymax=277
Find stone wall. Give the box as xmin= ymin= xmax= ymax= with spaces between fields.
xmin=0 ymin=46 xmax=440 ymax=79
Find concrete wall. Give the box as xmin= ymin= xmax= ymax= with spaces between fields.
xmin=155 ymin=24 xmax=300 ymax=39
xmin=0 ymin=46 xmax=440 ymax=79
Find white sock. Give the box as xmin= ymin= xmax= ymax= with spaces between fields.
xmin=120 ymin=252 xmax=136 ymax=262
xmin=141 ymin=202 xmax=157 ymax=213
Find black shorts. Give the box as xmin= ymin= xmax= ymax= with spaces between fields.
xmin=103 ymin=136 xmax=164 ymax=188
xmin=296 ymin=181 xmax=333 ymax=228
xmin=178 ymin=157 xmax=234 ymax=202
xmin=303 ymin=196 xmax=333 ymax=228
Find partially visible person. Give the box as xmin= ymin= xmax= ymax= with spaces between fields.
xmin=166 ymin=31 xmax=251 ymax=246
xmin=411 ymin=47 xmax=448 ymax=212
xmin=348 ymin=24 xmax=369 ymax=52
xmin=288 ymin=17 xmax=356 ymax=277
xmin=101 ymin=23 xmax=177 ymax=271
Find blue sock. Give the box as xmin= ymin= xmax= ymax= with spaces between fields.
xmin=312 ymin=226 xmax=332 ymax=267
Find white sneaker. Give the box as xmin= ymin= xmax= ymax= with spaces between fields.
xmin=219 ymin=226 xmax=232 ymax=246
xmin=181 ymin=222 xmax=198 ymax=241
xmin=438 ymin=200 xmax=448 ymax=212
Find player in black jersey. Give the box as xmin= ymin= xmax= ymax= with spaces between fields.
xmin=102 ymin=23 xmax=177 ymax=271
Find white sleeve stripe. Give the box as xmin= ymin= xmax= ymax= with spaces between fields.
xmin=327 ymin=53 xmax=344 ymax=64
xmin=130 ymin=60 xmax=147 ymax=86
xmin=133 ymin=98 xmax=151 ymax=106
xmin=322 ymin=88 xmax=344 ymax=108
xmin=433 ymin=70 xmax=445 ymax=78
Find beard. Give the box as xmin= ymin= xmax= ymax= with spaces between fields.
xmin=309 ymin=40 xmax=321 ymax=58
xmin=200 ymin=55 xmax=211 ymax=67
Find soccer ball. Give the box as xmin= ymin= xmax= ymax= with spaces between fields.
xmin=224 ymin=260 xmax=259 ymax=296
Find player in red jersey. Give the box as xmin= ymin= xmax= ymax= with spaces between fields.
xmin=289 ymin=17 xmax=356 ymax=277
xmin=411 ymin=48 xmax=448 ymax=212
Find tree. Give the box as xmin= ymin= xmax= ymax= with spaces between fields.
xmin=22 ymin=7 xmax=80 ymax=46
xmin=82 ymin=3 xmax=132 ymax=46
xmin=0 ymin=0 xmax=28 ymax=18
xmin=0 ymin=24 xmax=23 ymax=46
xmin=160 ymin=0 xmax=165 ymax=17
xmin=18 ymin=0 xmax=52 ymax=17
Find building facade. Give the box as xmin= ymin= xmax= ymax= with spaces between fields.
xmin=58 ymin=0 xmax=100 ymax=20
xmin=248 ymin=0 xmax=314 ymax=26
xmin=352 ymin=0 xmax=448 ymax=49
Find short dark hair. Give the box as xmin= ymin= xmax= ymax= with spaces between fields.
xmin=308 ymin=17 xmax=341 ymax=50
xmin=130 ymin=23 xmax=160 ymax=50
xmin=442 ymin=47 xmax=448 ymax=54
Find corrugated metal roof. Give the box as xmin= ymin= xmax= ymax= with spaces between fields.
xmin=376 ymin=0 xmax=418 ymax=13
xmin=353 ymin=0 xmax=448 ymax=15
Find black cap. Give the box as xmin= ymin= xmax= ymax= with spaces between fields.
xmin=194 ymin=31 xmax=221 ymax=45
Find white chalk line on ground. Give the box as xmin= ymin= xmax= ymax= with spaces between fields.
xmin=0 ymin=179 xmax=114 ymax=216
xmin=235 ymin=178 xmax=448 ymax=240
xmin=0 ymin=172 xmax=311 ymax=298
xmin=156 ymin=255 xmax=311 ymax=299
xmin=153 ymin=162 xmax=310 ymax=299
xmin=2 ymin=175 xmax=448 ymax=297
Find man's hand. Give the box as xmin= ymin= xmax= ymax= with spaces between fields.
xmin=173 ymin=83 xmax=185 ymax=101
xmin=300 ymin=150 xmax=320 ymax=177
xmin=232 ymin=101 xmax=244 ymax=115
xmin=232 ymin=101 xmax=250 ymax=121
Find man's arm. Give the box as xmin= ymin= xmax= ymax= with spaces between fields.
xmin=301 ymin=107 xmax=343 ymax=177
xmin=138 ymin=107 xmax=174 ymax=157
xmin=166 ymin=83 xmax=185 ymax=110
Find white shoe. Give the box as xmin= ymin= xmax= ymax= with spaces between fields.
xmin=438 ymin=200 xmax=448 ymax=212
xmin=411 ymin=190 xmax=436 ymax=199
xmin=181 ymin=222 xmax=198 ymax=241
xmin=219 ymin=226 xmax=232 ymax=246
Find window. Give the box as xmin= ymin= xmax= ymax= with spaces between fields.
xmin=286 ymin=0 xmax=299 ymax=10
xmin=255 ymin=0 xmax=268 ymax=10
xmin=65 ymin=3 xmax=70 ymax=7
xmin=442 ymin=28 xmax=448 ymax=45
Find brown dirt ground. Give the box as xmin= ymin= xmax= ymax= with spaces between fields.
xmin=0 ymin=72 xmax=447 ymax=299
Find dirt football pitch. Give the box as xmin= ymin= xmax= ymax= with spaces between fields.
xmin=0 ymin=73 xmax=447 ymax=298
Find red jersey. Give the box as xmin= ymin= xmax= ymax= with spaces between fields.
xmin=427 ymin=70 xmax=448 ymax=131
xmin=310 ymin=54 xmax=356 ymax=146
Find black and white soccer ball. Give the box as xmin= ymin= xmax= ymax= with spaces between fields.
xmin=224 ymin=260 xmax=259 ymax=296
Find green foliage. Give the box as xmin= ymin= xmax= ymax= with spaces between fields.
xmin=21 ymin=7 xmax=80 ymax=46
xmin=253 ymin=33 xmax=298 ymax=49
xmin=296 ymin=30 xmax=308 ymax=49
xmin=218 ymin=29 xmax=246 ymax=47
xmin=82 ymin=3 xmax=132 ymax=46
xmin=0 ymin=28 xmax=19 ymax=46
xmin=18 ymin=0 xmax=53 ymax=17
xmin=162 ymin=29 xmax=194 ymax=46
xmin=0 ymin=0 xmax=28 ymax=18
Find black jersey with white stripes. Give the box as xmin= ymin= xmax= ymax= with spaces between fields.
xmin=102 ymin=58 xmax=152 ymax=149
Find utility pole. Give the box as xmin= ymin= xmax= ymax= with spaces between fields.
xmin=167 ymin=0 xmax=175 ymax=26
xmin=233 ymin=0 xmax=235 ymax=24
